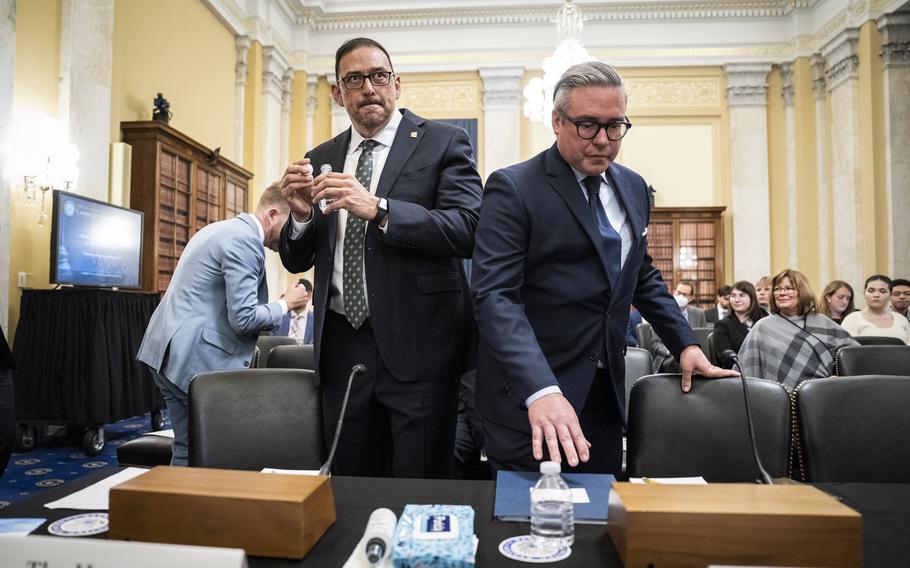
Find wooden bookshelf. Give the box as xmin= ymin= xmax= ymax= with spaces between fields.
xmin=647 ymin=207 xmax=726 ymax=310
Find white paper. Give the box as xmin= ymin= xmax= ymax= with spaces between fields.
xmin=44 ymin=467 xmax=149 ymax=510
xmin=260 ymin=468 xmax=321 ymax=476
xmin=629 ymin=476 xmax=708 ymax=485
xmin=145 ymin=429 xmax=175 ymax=438
xmin=526 ymin=487 xmax=590 ymax=503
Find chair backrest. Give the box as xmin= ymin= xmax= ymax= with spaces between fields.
xmin=188 ymin=369 xmax=324 ymax=470
xmin=627 ymin=374 xmax=791 ymax=482
xmin=706 ymin=332 xmax=717 ymax=365
xmin=834 ymin=345 xmax=910 ymax=376
xmin=635 ymin=323 xmax=652 ymax=351
xmin=852 ymin=335 xmax=905 ymax=346
xmin=691 ymin=327 xmax=713 ymax=360
xmin=623 ymin=347 xmax=652 ymax=422
xmin=267 ymin=344 xmax=316 ymax=371
xmin=796 ymin=375 xmax=910 ymax=482
xmin=254 ymin=336 xmax=298 ymax=368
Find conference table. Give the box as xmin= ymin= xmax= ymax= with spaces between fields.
xmin=2 ymin=470 xmax=909 ymax=567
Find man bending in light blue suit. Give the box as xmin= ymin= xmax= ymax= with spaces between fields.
xmin=137 ymin=183 xmax=309 ymax=466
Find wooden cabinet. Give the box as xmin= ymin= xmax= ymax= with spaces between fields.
xmin=647 ymin=207 xmax=725 ymax=310
xmin=122 ymin=121 xmax=253 ymax=293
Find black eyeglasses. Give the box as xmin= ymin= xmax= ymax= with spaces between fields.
xmin=337 ymin=71 xmax=394 ymax=91
xmin=560 ymin=113 xmax=632 ymax=141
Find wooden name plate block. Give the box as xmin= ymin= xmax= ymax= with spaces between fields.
xmin=109 ymin=466 xmax=335 ymax=559
xmin=607 ymin=483 xmax=861 ymax=568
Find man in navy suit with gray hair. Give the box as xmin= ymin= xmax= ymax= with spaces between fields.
xmin=138 ymin=183 xmax=309 ymax=466
xmin=472 ymin=61 xmax=736 ymax=474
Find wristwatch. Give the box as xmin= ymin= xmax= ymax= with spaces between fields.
xmin=373 ymin=198 xmax=389 ymax=226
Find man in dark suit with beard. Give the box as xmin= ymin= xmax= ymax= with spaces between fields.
xmin=278 ymin=38 xmax=482 ymax=478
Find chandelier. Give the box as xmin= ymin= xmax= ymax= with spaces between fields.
xmin=523 ymin=0 xmax=595 ymax=123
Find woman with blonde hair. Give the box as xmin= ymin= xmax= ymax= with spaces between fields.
xmin=754 ymin=275 xmax=772 ymax=312
xmin=739 ymin=269 xmax=858 ymax=391
xmin=818 ymin=280 xmax=855 ymax=325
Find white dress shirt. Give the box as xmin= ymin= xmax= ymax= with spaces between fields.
xmin=290 ymin=109 xmax=402 ymax=317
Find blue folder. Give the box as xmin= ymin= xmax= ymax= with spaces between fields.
xmin=493 ymin=471 xmax=615 ymax=524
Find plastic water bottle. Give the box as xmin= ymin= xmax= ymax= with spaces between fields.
xmin=530 ymin=461 xmax=574 ymax=550
xmin=318 ymin=164 xmax=333 ymax=213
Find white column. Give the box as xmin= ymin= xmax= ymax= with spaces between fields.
xmin=234 ymin=36 xmax=250 ymax=165
xmin=779 ymin=62 xmax=798 ymax=269
xmin=878 ymin=12 xmax=910 ymax=278
xmin=305 ymin=75 xmax=318 ymax=150
xmin=822 ymin=29 xmax=863 ymax=291
xmin=0 ymin=0 xmax=14 ymax=330
xmin=479 ymin=67 xmax=523 ymax=179
xmin=261 ymin=46 xmax=290 ymax=298
xmin=280 ymin=69 xmax=293 ymax=170
xmin=58 ymin=0 xmax=114 ymax=203
xmin=811 ymin=54 xmax=831 ymax=285
xmin=724 ymin=63 xmax=773 ymax=282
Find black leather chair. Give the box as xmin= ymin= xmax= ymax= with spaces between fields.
xmin=623 ymin=348 xmax=652 ymax=423
xmin=706 ymin=332 xmax=717 ymax=365
xmin=627 ymin=374 xmax=790 ymax=482
xmin=834 ymin=345 xmax=910 ymax=376
xmin=188 ymin=369 xmax=324 ymax=470
xmin=267 ymin=344 xmax=316 ymax=371
xmin=796 ymin=375 xmax=910 ymax=482
xmin=116 ymin=433 xmax=173 ymax=467
xmin=634 ymin=323 xmax=652 ymax=352
xmin=254 ymin=336 xmax=297 ymax=368
xmin=691 ymin=327 xmax=713 ymax=360
xmin=852 ymin=335 xmax=905 ymax=346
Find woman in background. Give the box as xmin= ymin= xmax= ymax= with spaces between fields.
xmin=739 ymin=269 xmax=858 ymax=391
xmin=754 ymin=276 xmax=772 ymax=312
xmin=841 ymin=275 xmax=910 ymax=344
xmin=818 ymin=280 xmax=855 ymax=325
xmin=713 ymin=281 xmax=766 ymax=369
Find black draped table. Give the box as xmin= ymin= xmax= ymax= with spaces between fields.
xmin=12 ymin=289 xmax=162 ymax=452
xmin=1 ymin=470 xmax=909 ymax=567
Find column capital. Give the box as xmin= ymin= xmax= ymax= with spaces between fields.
xmin=723 ymin=63 xmax=772 ymax=107
xmin=281 ymin=68 xmax=294 ymax=112
xmin=821 ymin=28 xmax=860 ymax=91
xmin=810 ymin=53 xmax=827 ymax=101
xmin=306 ymin=74 xmax=320 ymax=114
xmin=779 ymin=62 xmax=795 ymax=107
xmin=479 ymin=67 xmax=524 ymax=108
xmin=878 ymin=12 xmax=910 ymax=69
xmin=235 ymin=35 xmax=250 ymax=87
xmin=262 ymin=46 xmax=289 ymax=100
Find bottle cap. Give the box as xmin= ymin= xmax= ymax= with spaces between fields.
xmin=540 ymin=461 xmax=560 ymax=475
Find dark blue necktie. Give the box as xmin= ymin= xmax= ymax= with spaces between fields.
xmin=583 ymin=175 xmax=622 ymax=285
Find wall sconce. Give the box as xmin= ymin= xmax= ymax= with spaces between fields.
xmin=3 ymin=117 xmax=80 ymax=225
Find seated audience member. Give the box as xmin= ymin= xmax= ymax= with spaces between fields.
xmin=626 ymin=307 xmax=643 ymax=347
xmin=754 ymin=275 xmax=772 ymax=312
xmin=892 ymin=278 xmax=910 ymax=320
xmin=739 ymin=269 xmax=858 ymax=391
xmin=0 ymin=325 xmax=15 ymax=477
xmin=648 ymin=281 xmax=706 ymax=372
xmin=704 ymin=285 xmax=732 ymax=324
xmin=713 ymin=281 xmax=766 ymax=369
xmin=841 ymin=275 xmax=910 ymax=344
xmin=274 ymin=278 xmax=314 ymax=344
xmin=818 ymin=280 xmax=856 ymax=325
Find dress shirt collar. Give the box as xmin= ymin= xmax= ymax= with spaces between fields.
xmin=349 ymin=108 xmax=402 ymax=154
xmin=569 ymin=167 xmax=607 ymax=186
xmin=249 ymin=213 xmax=265 ymax=244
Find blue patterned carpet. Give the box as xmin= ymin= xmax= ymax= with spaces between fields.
xmin=0 ymin=413 xmax=162 ymax=509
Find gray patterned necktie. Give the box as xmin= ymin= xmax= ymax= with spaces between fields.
xmin=342 ymin=139 xmax=380 ymax=329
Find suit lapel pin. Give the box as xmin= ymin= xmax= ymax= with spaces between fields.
xmin=410 ymin=131 xmax=418 ymax=138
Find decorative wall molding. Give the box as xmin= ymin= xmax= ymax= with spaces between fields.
xmin=262 ymin=46 xmax=290 ymax=100
xmin=822 ymin=28 xmax=860 ymax=90
xmin=398 ymin=82 xmax=480 ymax=113
xmin=878 ymin=12 xmax=910 ymax=69
xmin=625 ymin=78 xmax=721 ymax=107
xmin=479 ymin=67 xmax=523 ymax=108
xmin=281 ymin=68 xmax=294 ymax=111
xmin=235 ymin=35 xmax=250 ymax=87
xmin=810 ymin=53 xmax=827 ymax=99
xmin=723 ymin=63 xmax=773 ymax=107
xmin=779 ymin=61 xmax=795 ymax=106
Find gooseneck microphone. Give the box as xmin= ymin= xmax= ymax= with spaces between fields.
xmin=722 ymin=350 xmax=774 ymax=485
xmin=318 ymin=363 xmax=367 ymax=476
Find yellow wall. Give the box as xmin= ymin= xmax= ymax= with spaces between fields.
xmin=288 ymin=71 xmax=309 ymax=164
xmin=857 ymin=21 xmax=888 ymax=277
xmin=792 ymin=57 xmax=820 ymax=288
xmin=243 ymin=41 xmax=264 ymax=202
xmin=765 ymin=67 xmax=789 ymax=276
xmin=110 ymin=0 xmax=236 ymax=162
xmin=7 ymin=0 xmax=62 ymax=337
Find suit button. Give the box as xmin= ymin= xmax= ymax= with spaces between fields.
xmin=243 ymin=361 xmax=250 ymax=367
xmin=589 ymin=352 xmax=597 ymax=361
xmin=607 ymin=310 xmax=613 ymax=318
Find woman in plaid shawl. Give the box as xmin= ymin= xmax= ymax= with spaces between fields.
xmin=739 ymin=269 xmax=858 ymax=391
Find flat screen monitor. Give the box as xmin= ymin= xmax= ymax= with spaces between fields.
xmin=50 ymin=190 xmax=144 ymax=289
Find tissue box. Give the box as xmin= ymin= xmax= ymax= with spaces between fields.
xmin=391 ymin=504 xmax=475 ymax=568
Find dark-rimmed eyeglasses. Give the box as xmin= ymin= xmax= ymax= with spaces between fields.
xmin=560 ymin=113 xmax=632 ymax=141
xmin=337 ymin=71 xmax=394 ymax=91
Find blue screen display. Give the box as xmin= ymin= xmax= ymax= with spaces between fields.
xmin=51 ymin=191 xmax=143 ymax=288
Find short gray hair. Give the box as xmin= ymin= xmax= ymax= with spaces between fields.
xmin=553 ymin=61 xmax=626 ymax=116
